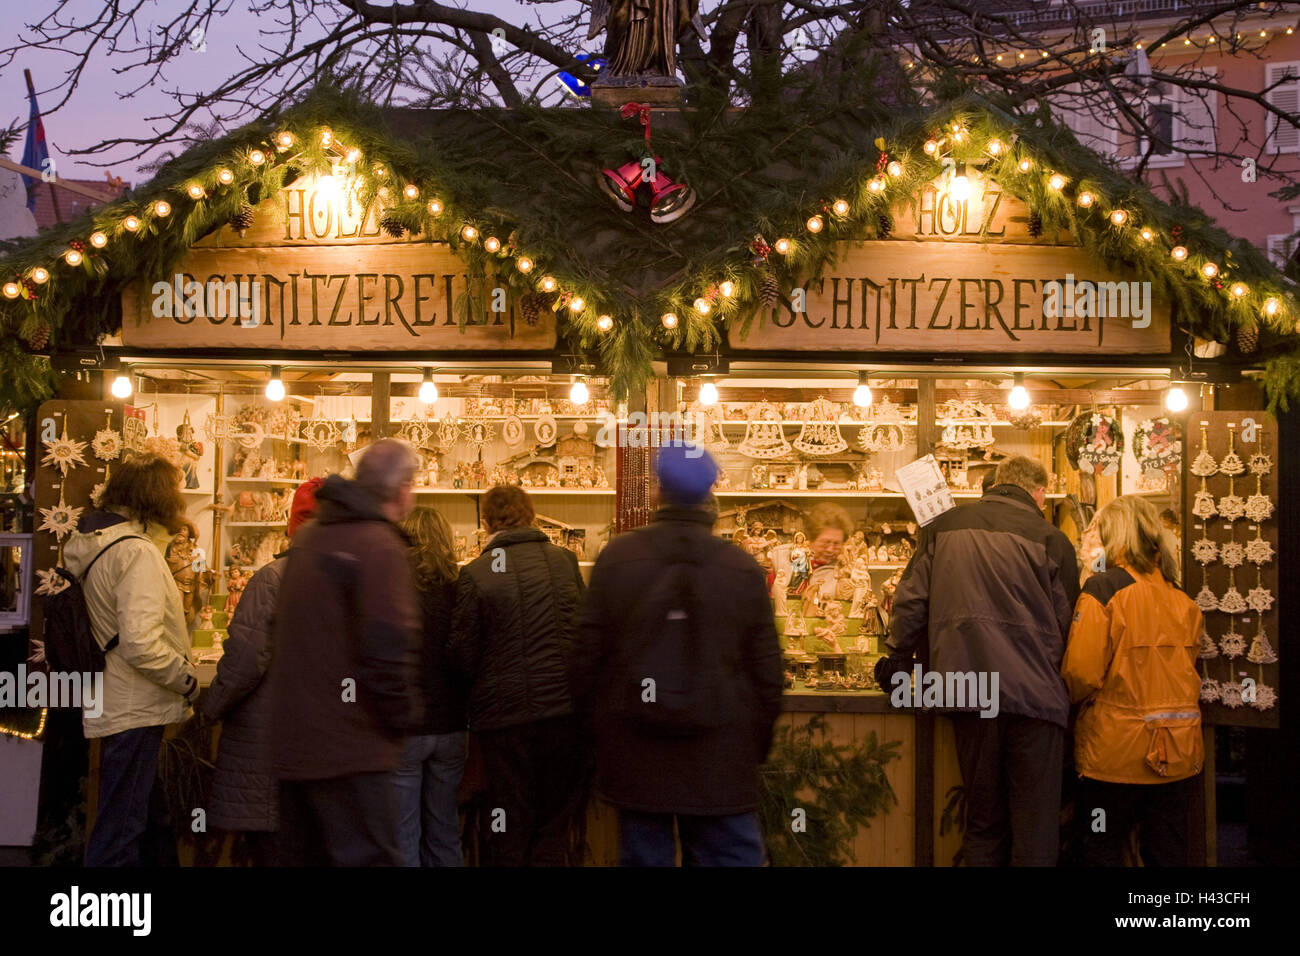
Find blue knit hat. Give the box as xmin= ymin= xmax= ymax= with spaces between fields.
xmin=656 ymin=444 xmax=719 ymax=505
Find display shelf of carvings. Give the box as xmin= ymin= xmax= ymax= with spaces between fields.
xmin=413 ymin=488 xmax=615 ymax=496
xmin=712 ymin=489 xmax=1067 ymax=499
xmin=223 ymin=477 xmax=308 ymax=485
xmin=225 ymin=521 xmax=291 ymax=528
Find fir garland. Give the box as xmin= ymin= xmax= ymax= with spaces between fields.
xmin=1 ymin=84 xmax=1296 ymax=412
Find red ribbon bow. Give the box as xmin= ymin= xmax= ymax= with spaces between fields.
xmin=620 ymin=102 xmax=653 ymax=145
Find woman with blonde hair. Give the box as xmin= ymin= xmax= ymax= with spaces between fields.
xmin=395 ymin=506 xmax=468 ymax=866
xmin=1061 ymin=494 xmax=1203 ymax=866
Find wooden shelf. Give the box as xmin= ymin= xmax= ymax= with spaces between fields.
xmin=225 ymin=521 xmax=287 ymax=528
xmin=716 ymin=489 xmax=1067 ymax=500
xmin=414 ymin=488 xmax=614 ymax=496
xmin=223 ymin=476 xmax=306 ymax=485
xmin=181 ymin=488 xmax=214 ymax=495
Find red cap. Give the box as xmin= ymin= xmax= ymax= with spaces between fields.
xmin=288 ymin=477 xmax=324 ymax=537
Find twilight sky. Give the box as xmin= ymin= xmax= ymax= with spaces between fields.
xmin=6 ymin=0 xmax=593 ymax=185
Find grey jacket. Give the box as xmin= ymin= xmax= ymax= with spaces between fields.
xmin=201 ymin=554 xmax=286 ymax=831
xmin=887 ymin=484 xmax=1081 ymax=727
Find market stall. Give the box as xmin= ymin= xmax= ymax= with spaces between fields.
xmin=3 ymin=91 xmax=1292 ymax=866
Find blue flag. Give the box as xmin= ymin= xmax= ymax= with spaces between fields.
xmin=20 ymin=90 xmax=51 ymax=213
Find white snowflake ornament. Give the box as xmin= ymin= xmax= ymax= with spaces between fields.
xmin=1247 ymin=452 xmax=1273 ymax=476
xmin=92 ymin=427 xmax=123 ymax=461
xmin=1191 ymin=536 xmax=1219 ymax=566
xmin=1246 ymin=586 xmax=1274 ymax=613
xmin=1217 ymin=493 xmax=1246 ymax=522
xmin=1245 ymin=534 xmax=1274 ymax=566
xmin=1251 ymin=684 xmax=1277 ymax=712
xmin=1219 ymin=541 xmax=1244 ymax=569
xmin=1200 ymin=677 xmax=1222 ymax=703
xmin=1219 ymin=629 xmax=1246 ymax=659
xmin=39 ymin=499 xmax=83 ymax=540
xmin=1244 ymin=494 xmax=1273 ymax=523
xmin=41 ymin=419 xmax=88 ymax=476
xmin=1219 ymin=681 xmax=1245 ymax=709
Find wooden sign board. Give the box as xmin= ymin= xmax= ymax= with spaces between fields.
xmin=121 ymin=174 xmax=555 ymax=351
xmin=729 ymin=241 xmax=1172 ymax=354
xmin=889 ymin=175 xmax=1045 ymax=243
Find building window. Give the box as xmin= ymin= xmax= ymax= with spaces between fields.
xmin=1265 ymin=62 xmax=1300 ymax=154
xmin=1267 ymin=234 xmax=1296 ymax=269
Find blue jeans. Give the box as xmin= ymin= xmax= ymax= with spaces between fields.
xmin=617 ymin=810 xmax=766 ymax=867
xmin=393 ymin=732 xmax=467 ymax=867
xmin=85 ymin=725 xmax=166 ymax=867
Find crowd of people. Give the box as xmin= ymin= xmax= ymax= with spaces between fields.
xmin=65 ymin=441 xmax=1203 ymax=868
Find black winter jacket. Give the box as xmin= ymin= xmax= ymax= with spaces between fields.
xmin=448 ymin=527 xmax=584 ymax=732
xmin=413 ymin=576 xmax=468 ymax=735
xmin=570 ymin=506 xmax=784 ymax=815
xmin=886 ymin=484 xmax=1081 ymax=727
xmin=201 ymin=553 xmax=286 ymax=831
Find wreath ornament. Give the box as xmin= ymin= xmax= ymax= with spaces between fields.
xmin=1073 ymin=411 xmax=1123 ymax=476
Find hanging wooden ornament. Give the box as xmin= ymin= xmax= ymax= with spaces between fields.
xmin=1246 ymin=573 xmax=1274 ymax=613
xmin=1247 ymin=451 xmax=1273 ymax=476
xmin=683 ymin=402 xmax=728 ymax=450
xmin=1191 ymin=534 xmax=1219 ymax=566
xmin=1192 ymin=478 xmax=1217 ymax=519
xmin=1218 ymin=570 xmax=1248 ymax=614
xmin=792 ymin=398 xmax=848 ymax=456
xmin=1251 ymin=681 xmax=1277 ymax=711
xmin=1219 ymin=537 xmax=1245 ymax=569
xmin=305 ymin=413 xmax=343 ymax=450
xmin=1247 ymin=625 xmax=1278 ymax=665
xmin=1194 ymin=569 xmax=1219 ymax=612
xmin=1219 ymin=623 xmax=1246 ymax=659
xmin=737 ymin=401 xmax=792 ymax=460
xmin=1199 ymin=673 xmax=1222 ymax=703
xmin=1132 ymin=416 xmax=1181 ymax=476
xmin=202 ymin=404 xmax=234 ymax=445
xmin=1197 ymin=628 xmax=1220 ymax=659
xmin=35 ymin=565 xmax=71 ymax=597
xmin=1218 ymin=424 xmax=1245 ymax=476
xmin=42 ymin=418 xmax=88 ymax=476
xmin=1219 ymin=681 xmax=1246 ymax=709
xmin=1245 ymin=530 xmax=1274 ymax=566
xmin=1073 ymin=411 xmax=1123 ymax=476
xmin=502 ymin=414 xmax=526 ymax=447
xmin=533 ymin=415 xmax=557 ymax=447
xmin=857 ymin=398 xmax=910 ymax=452
xmin=1190 ymin=422 xmax=1217 ymax=477
xmin=1217 ymin=476 xmax=1245 ymax=523
xmin=39 ymin=486 xmax=83 ymax=539
xmin=122 ymin=410 xmax=149 ymax=451
xmin=1244 ymin=474 xmax=1273 ymax=522
xmin=437 ymin=414 xmax=460 ymax=448
xmin=92 ymin=413 xmax=124 ymax=461
xmin=91 ymin=462 xmax=110 ymax=508
xmin=938 ymin=400 xmax=996 ymax=450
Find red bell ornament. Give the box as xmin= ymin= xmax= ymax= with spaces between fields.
xmin=598 ymin=156 xmax=695 ymax=224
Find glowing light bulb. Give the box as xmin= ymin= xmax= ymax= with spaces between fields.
xmin=89 ymin=231 xmax=108 ymax=248
xmin=216 ymin=168 xmax=234 ymax=185
xmin=123 ymin=215 xmax=141 ymax=232
xmin=950 ymin=172 xmax=971 ymax=201
xmin=111 ymin=373 xmax=133 ymax=399
xmin=719 ymin=280 xmax=736 ymax=298
xmin=868 ymin=176 xmax=886 ymax=193
xmin=1048 ymin=173 xmax=1066 ymax=190
xmin=516 ymin=257 xmax=534 ymax=274
xmin=64 ymin=249 xmax=82 ymax=266
xmin=419 ymin=371 xmax=438 ymax=404
xmin=1017 ymin=158 xmax=1033 ymax=173
xmin=403 ymin=184 xmax=419 ymax=200
xmin=988 ymin=138 xmax=1004 ymax=156
xmin=320 ymin=129 xmax=333 ymax=147
xmin=569 ymin=296 xmax=586 ymax=312
xmin=1110 ymin=209 xmax=1128 ymax=225
xmin=1263 ymin=297 xmax=1281 ymax=317
xmin=30 ymin=267 xmax=49 ymax=284
xmin=806 ymin=215 xmax=824 ymax=233
xmin=460 ymin=224 xmax=478 ymax=241
xmin=187 ymin=183 xmax=206 ymax=200
xmin=265 ymin=369 xmax=285 ymax=402
xmin=539 ymin=275 xmax=557 ymax=293
xmin=1165 ymin=386 xmax=1189 ymax=412
xmin=699 ymin=381 xmax=719 ymax=405
xmin=1077 ymin=191 xmax=1095 ymax=207
xmin=153 ymin=200 xmax=171 ymax=217
xmin=1202 ymin=262 xmax=1220 ymax=279
xmin=2 ymin=281 xmax=19 ymax=298
xmin=773 ymin=238 xmax=791 ymax=255
xmin=1171 ymin=245 xmax=1188 ymax=262
xmin=694 ymin=297 xmax=711 ymax=315
xmin=887 ymin=160 xmax=903 ymax=177
xmin=596 ymin=314 xmax=614 ymax=332
xmin=483 ymin=236 xmax=501 ymax=253
xmin=923 ymin=139 xmax=939 ymax=156
xmin=832 ymin=199 xmax=850 ymax=217
xmin=661 ymin=312 xmax=679 ymax=329
xmin=1230 ymin=282 xmax=1249 ymax=298
xmin=570 ymin=378 xmax=589 ymax=405
xmin=346 ymin=148 xmax=362 ymax=164
xmin=1139 ymin=227 xmax=1155 ymax=242
xmin=1008 ymin=381 xmax=1031 ymax=410
xmin=276 ymin=131 xmax=295 ymax=149
xmin=427 ymin=199 xmax=443 ymax=216
xmin=853 ymin=382 xmax=873 ymax=408
xmin=248 ymin=149 xmax=266 ymax=166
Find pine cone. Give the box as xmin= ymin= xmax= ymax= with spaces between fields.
xmin=520 ymin=293 xmax=541 ymax=326
xmin=1027 ymin=212 xmax=1043 ymax=238
xmin=230 ymin=203 xmax=255 ymax=237
xmin=1237 ymin=320 xmax=1259 ymax=354
xmin=379 ymin=213 xmax=405 ymax=238
xmin=876 ymin=212 xmax=893 ymax=239
xmin=24 ymin=320 xmax=51 ymax=351
xmin=760 ymin=271 xmax=779 ymax=309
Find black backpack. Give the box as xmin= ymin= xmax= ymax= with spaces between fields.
xmin=610 ymin=530 xmax=728 ymax=736
xmin=43 ymin=535 xmax=145 ymax=674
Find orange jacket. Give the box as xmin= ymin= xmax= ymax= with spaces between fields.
xmin=1061 ymin=565 xmax=1204 ymax=784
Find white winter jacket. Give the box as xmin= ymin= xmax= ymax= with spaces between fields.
xmin=62 ymin=510 xmax=197 ymax=738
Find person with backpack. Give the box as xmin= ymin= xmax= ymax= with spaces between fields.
xmin=447 ymin=484 xmax=586 ymax=866
xmin=570 ymin=445 xmax=784 ymax=867
xmin=60 ymin=454 xmax=200 ymax=867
